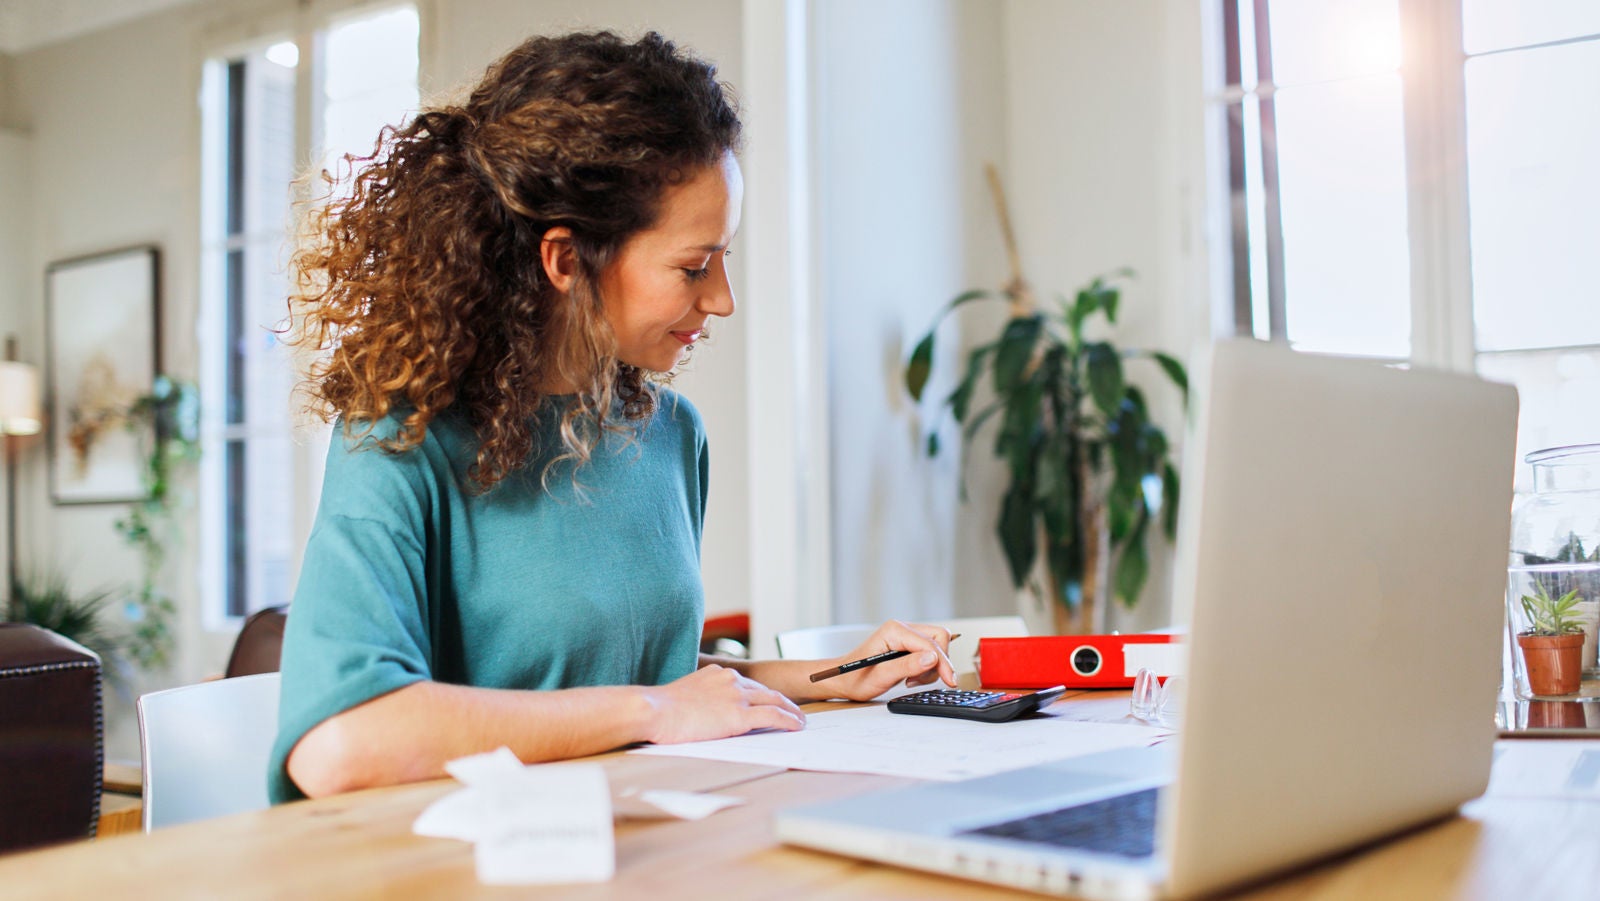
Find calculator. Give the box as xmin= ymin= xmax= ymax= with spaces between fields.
xmin=885 ymin=685 xmax=1067 ymax=723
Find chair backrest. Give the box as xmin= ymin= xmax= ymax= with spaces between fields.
xmin=137 ymin=672 xmax=281 ymax=831
xmin=224 ymin=605 xmax=288 ymax=678
xmin=775 ymin=616 xmax=1028 ymax=675
xmin=774 ymin=623 xmax=877 ymax=661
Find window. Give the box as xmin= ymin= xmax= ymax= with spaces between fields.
xmin=1214 ymin=0 xmax=1600 ymax=482
xmin=1461 ymin=1 xmax=1600 ymax=472
xmin=200 ymin=6 xmax=418 ymax=623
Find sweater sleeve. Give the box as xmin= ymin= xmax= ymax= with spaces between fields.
xmin=267 ymin=421 xmax=443 ymax=803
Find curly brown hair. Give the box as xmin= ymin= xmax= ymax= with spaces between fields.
xmin=287 ymin=30 xmax=741 ymax=491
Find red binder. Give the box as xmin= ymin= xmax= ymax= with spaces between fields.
xmin=976 ymin=634 xmax=1183 ymax=689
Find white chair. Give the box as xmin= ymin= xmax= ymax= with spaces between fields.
xmin=775 ymin=615 xmax=1029 ymax=676
xmin=137 ymin=672 xmax=281 ymax=831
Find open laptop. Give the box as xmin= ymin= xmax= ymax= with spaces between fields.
xmin=774 ymin=339 xmax=1519 ymax=899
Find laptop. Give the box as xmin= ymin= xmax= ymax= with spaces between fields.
xmin=774 ymin=339 xmax=1519 ymax=900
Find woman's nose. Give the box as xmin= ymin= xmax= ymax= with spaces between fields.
xmin=700 ymin=261 xmax=736 ymax=317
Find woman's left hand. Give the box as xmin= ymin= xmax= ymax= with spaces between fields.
xmin=818 ymin=620 xmax=958 ymax=701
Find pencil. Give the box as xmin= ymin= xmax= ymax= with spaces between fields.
xmin=807 ymin=634 xmax=962 ymax=682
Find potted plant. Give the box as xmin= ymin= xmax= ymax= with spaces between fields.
xmin=1517 ymin=583 xmax=1586 ymax=696
xmin=903 ymin=165 xmax=1186 ymax=634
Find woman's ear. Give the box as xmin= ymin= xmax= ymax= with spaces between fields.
xmin=539 ymin=227 xmax=577 ymax=295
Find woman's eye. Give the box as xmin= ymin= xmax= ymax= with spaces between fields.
xmin=682 ymin=267 xmax=711 ymax=282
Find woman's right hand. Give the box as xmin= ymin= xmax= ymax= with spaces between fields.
xmin=640 ymin=664 xmax=806 ymax=744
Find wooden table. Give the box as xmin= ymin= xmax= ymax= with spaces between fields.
xmin=4 ymin=691 xmax=1598 ymax=900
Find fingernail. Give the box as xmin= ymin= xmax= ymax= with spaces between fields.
xmin=919 ymin=651 xmax=937 ymax=666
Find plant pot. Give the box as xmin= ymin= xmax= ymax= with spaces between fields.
xmin=1516 ymin=632 xmax=1585 ymax=696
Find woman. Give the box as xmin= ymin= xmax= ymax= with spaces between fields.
xmin=270 ymin=30 xmax=955 ymax=803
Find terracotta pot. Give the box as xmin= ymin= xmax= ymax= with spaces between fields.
xmin=1517 ymin=632 xmax=1585 ymax=696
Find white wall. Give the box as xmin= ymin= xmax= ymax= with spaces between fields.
xmin=812 ymin=0 xmax=1013 ymax=628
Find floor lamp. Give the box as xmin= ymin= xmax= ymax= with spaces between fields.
xmin=0 ymin=335 xmax=42 ymax=621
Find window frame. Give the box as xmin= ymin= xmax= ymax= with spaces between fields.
xmin=1212 ymin=0 xmax=1600 ymax=373
xmin=197 ymin=3 xmax=418 ymax=630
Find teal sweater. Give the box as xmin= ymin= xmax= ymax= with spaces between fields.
xmin=268 ymin=394 xmax=708 ymax=803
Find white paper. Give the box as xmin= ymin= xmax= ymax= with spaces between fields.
xmin=628 ymin=703 xmax=1170 ymax=781
xmin=443 ymin=746 xmax=527 ymax=786
xmin=412 ymin=754 xmax=615 ymax=885
xmin=1486 ymin=740 xmax=1600 ymax=800
xmin=632 ymin=789 xmax=744 ymax=820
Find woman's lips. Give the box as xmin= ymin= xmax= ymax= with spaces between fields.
xmin=670 ymin=329 xmax=703 ymax=345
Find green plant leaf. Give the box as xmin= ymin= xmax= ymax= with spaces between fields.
xmin=997 ymin=482 xmax=1038 ymax=589
xmin=905 ymin=331 xmax=935 ymax=401
xmin=1100 ymin=283 xmax=1120 ymax=325
xmin=1085 ymin=343 xmax=1123 ymax=418
xmin=963 ymin=399 xmax=1006 ymax=444
xmin=1036 ymin=444 xmax=1078 ymax=548
xmin=996 ymin=383 xmax=1044 ymax=488
xmin=1140 ymin=424 xmax=1168 ymax=470
xmin=1108 ymin=479 xmax=1137 ymax=543
xmin=1150 ymin=351 xmax=1189 ymax=402
xmin=1123 ymin=384 xmax=1149 ymax=419
xmin=1068 ymin=289 xmax=1095 ymax=343
xmin=1113 ymin=514 xmax=1150 ymax=608
xmin=947 ymin=344 xmax=994 ymax=422
xmin=945 ymin=288 xmax=994 ymax=311
xmin=993 ymin=315 xmax=1043 ymax=393
xmin=1162 ymin=461 xmax=1181 ymax=541
xmin=1046 ymin=537 xmax=1082 ymax=611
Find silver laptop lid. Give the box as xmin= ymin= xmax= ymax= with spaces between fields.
xmin=1163 ymin=340 xmax=1517 ymax=897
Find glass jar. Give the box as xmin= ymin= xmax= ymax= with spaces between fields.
xmin=1507 ymin=444 xmax=1600 ymax=699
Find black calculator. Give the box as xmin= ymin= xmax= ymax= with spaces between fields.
xmin=885 ymin=685 xmax=1067 ymax=723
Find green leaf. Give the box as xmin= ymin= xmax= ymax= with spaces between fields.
xmin=905 ymin=332 xmax=935 ymax=401
xmin=1150 ymin=351 xmax=1189 ymax=403
xmin=962 ymin=400 xmax=1006 ymax=444
xmin=945 ymin=288 xmax=993 ymax=312
xmin=1123 ymin=384 xmax=1149 ymax=419
xmin=1084 ymin=342 xmax=1123 ymax=418
xmin=1036 ymin=446 xmax=1077 ymax=548
xmin=1113 ymin=516 xmax=1150 ymax=608
xmin=1140 ymin=424 xmax=1168 ymax=470
xmin=997 ymin=379 xmax=1044 ymax=477
xmin=993 ymin=315 xmax=1043 ymax=393
xmin=997 ymin=482 xmax=1038 ymax=589
xmin=947 ymin=344 xmax=994 ymax=422
xmin=1162 ymin=461 xmax=1181 ymax=541
xmin=1046 ymin=538 xmax=1082 ymax=611
xmin=1108 ymin=479 xmax=1138 ymax=542
xmin=1068 ymin=289 xmax=1096 ymax=342
xmin=1100 ymin=284 xmax=1121 ymax=325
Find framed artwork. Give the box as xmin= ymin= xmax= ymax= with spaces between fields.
xmin=45 ymin=245 xmax=162 ymax=505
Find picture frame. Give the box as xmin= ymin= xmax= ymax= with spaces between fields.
xmin=45 ymin=245 xmax=162 ymax=505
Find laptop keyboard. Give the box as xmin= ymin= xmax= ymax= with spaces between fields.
xmin=961 ymin=788 xmax=1159 ymax=859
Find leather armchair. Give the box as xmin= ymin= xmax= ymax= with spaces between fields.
xmin=0 ymin=623 xmax=103 ymax=854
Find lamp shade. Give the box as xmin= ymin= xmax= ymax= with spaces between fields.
xmin=0 ymin=361 xmax=42 ymax=436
